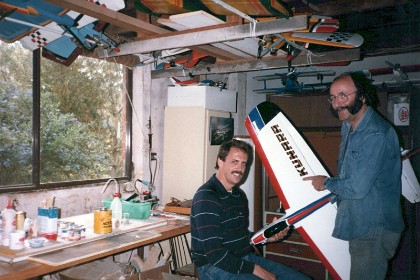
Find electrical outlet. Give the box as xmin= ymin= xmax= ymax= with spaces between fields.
xmin=151 ymin=152 xmax=157 ymax=160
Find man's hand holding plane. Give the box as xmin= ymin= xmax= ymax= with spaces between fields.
xmin=304 ymin=175 xmax=328 ymax=192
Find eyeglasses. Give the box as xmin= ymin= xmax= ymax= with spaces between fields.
xmin=327 ymin=90 xmax=357 ymax=104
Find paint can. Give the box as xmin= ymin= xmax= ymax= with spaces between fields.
xmin=9 ymin=230 xmax=25 ymax=250
xmin=61 ymin=227 xmax=69 ymax=240
xmin=57 ymin=221 xmax=70 ymax=238
xmin=93 ymin=207 xmax=112 ymax=234
xmin=16 ymin=211 xmax=26 ymax=231
xmin=67 ymin=228 xmax=81 ymax=241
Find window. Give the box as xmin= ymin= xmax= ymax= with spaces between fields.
xmin=0 ymin=42 xmax=33 ymax=186
xmin=0 ymin=42 xmax=132 ymax=191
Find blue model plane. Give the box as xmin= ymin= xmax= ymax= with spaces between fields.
xmin=253 ymin=69 xmax=335 ymax=95
xmin=0 ymin=0 xmax=124 ymax=65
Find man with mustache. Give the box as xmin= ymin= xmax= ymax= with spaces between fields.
xmin=304 ymin=72 xmax=404 ymax=280
xmin=191 ymin=139 xmax=310 ymax=280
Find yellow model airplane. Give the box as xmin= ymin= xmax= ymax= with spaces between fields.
xmin=257 ymin=16 xmax=364 ymax=59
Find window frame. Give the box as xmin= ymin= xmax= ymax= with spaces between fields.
xmin=0 ymin=49 xmax=132 ymax=193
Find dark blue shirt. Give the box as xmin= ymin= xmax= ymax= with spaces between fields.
xmin=325 ymin=107 xmax=404 ymax=240
xmin=190 ymin=175 xmax=254 ymax=274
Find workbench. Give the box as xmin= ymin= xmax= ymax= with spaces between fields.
xmin=0 ymin=217 xmax=190 ymax=280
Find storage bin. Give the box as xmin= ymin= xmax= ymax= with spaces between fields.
xmin=102 ymin=199 xmax=151 ymax=220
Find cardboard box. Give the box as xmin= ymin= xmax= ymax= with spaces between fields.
xmin=59 ymin=259 xmax=170 ymax=280
xmin=167 ymin=86 xmax=237 ymax=112
xmin=58 ymin=258 xmax=137 ymax=280
xmin=163 ymin=205 xmax=191 ymax=215
xmin=140 ymin=263 xmax=170 ymax=280
xmin=162 ymin=272 xmax=198 ymax=280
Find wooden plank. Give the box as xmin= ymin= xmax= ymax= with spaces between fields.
xmin=29 ymin=231 xmax=160 ymax=266
xmin=158 ymin=10 xmax=261 ymax=58
xmin=164 ymin=206 xmax=191 ymax=215
xmin=0 ymin=222 xmax=190 ymax=280
xmin=0 ymin=214 xmax=168 ymax=263
xmin=45 ymin=0 xmax=165 ymax=36
xmin=98 ymin=15 xmax=308 ymax=57
xmin=151 ymin=48 xmax=361 ymax=78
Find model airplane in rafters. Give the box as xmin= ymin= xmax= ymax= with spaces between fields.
xmin=360 ymin=62 xmax=420 ymax=89
xmin=169 ymin=77 xmax=228 ymax=89
xmin=253 ymin=69 xmax=335 ymax=95
xmin=0 ymin=0 xmax=125 ymax=65
xmin=257 ymin=16 xmax=364 ymax=61
xmin=156 ymin=50 xmax=216 ymax=70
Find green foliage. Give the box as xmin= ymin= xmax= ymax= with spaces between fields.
xmin=0 ymin=42 xmax=126 ymax=186
xmin=0 ymin=82 xmax=33 ymax=185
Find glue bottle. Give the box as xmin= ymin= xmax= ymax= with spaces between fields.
xmin=110 ymin=192 xmax=122 ymax=230
xmin=1 ymin=199 xmax=16 ymax=246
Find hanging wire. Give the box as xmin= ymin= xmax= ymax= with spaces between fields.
xmin=106 ymin=53 xmax=148 ymax=141
xmin=210 ymin=0 xmax=258 ymax=37
xmin=105 ymin=52 xmax=161 ymax=194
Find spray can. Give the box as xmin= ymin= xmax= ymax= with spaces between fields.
xmin=16 ymin=211 xmax=26 ymax=230
xmin=1 ymin=199 xmax=17 ymax=247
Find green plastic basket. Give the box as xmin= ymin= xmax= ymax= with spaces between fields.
xmin=102 ymin=198 xmax=151 ymax=220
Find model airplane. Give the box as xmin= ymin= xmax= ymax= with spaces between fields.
xmin=136 ymin=48 xmax=190 ymax=67
xmin=251 ymin=193 xmax=335 ymax=244
xmin=246 ymin=101 xmax=420 ymax=279
xmin=246 ymin=101 xmax=350 ymax=280
xmin=156 ymin=50 xmax=216 ymax=70
xmin=401 ymin=148 xmax=420 ymax=203
xmin=359 ymin=62 xmax=420 ymax=88
xmin=257 ymin=16 xmax=363 ymax=60
xmin=169 ymin=77 xmax=214 ymax=86
xmin=0 ymin=0 xmax=124 ymax=65
xmin=169 ymin=77 xmax=228 ymax=89
xmin=0 ymin=0 xmax=68 ymax=42
xmin=253 ymin=69 xmax=335 ymax=95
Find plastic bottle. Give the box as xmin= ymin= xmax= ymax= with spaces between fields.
xmin=1 ymin=199 xmax=17 ymax=246
xmin=110 ymin=192 xmax=122 ymax=230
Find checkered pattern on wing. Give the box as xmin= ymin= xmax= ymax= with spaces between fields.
xmin=30 ymin=31 xmax=49 ymax=48
xmin=326 ymin=32 xmax=353 ymax=43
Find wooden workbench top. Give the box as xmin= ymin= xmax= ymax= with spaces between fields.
xmin=0 ymin=219 xmax=190 ymax=280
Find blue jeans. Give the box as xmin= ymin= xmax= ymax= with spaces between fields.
xmin=349 ymin=228 xmax=401 ymax=280
xmin=197 ymin=253 xmax=311 ymax=280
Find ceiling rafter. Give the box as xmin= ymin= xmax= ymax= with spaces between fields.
xmin=151 ymin=48 xmax=361 ymax=78
xmin=45 ymin=0 xmax=164 ymax=36
xmin=97 ymin=16 xmax=307 ymax=58
xmin=44 ymin=0 xmax=252 ymax=61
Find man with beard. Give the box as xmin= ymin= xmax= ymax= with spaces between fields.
xmin=191 ymin=139 xmax=310 ymax=280
xmin=304 ymin=72 xmax=404 ymax=280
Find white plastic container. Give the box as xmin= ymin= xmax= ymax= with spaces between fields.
xmin=1 ymin=200 xmax=16 ymax=247
xmin=110 ymin=193 xmax=122 ymax=230
xmin=9 ymin=230 xmax=25 ymax=250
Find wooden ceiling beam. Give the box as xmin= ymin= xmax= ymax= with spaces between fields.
xmin=288 ymin=0 xmax=399 ymax=16
xmin=45 ymin=0 xmax=253 ymax=61
xmin=151 ymin=48 xmax=361 ymax=78
xmin=45 ymin=0 xmax=166 ymax=36
xmin=97 ymin=16 xmax=308 ymax=57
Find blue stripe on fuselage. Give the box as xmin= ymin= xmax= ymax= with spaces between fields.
xmin=248 ymin=107 xmax=266 ymax=132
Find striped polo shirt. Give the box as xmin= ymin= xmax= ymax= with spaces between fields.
xmin=190 ymin=174 xmax=254 ymax=274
